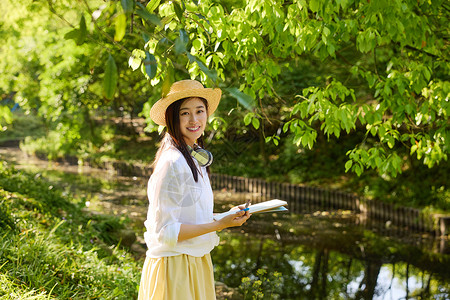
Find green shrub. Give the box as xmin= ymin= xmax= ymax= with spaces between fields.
xmin=239 ymin=268 xmax=283 ymax=300
xmin=0 ymin=163 xmax=140 ymax=299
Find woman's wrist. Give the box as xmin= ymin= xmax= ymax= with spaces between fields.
xmin=214 ymin=220 xmax=226 ymax=231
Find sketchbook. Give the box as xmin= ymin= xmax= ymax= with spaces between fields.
xmin=213 ymin=199 xmax=288 ymax=221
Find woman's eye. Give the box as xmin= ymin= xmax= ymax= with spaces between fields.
xmin=197 ymin=110 xmax=204 ymax=114
xmin=181 ymin=112 xmax=188 ymax=116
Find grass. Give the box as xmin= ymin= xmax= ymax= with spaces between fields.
xmin=0 ymin=163 xmax=141 ymax=299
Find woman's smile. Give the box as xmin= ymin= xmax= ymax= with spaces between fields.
xmin=187 ymin=126 xmax=201 ymax=132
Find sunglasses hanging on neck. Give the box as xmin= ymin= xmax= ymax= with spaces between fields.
xmin=188 ymin=143 xmax=213 ymax=167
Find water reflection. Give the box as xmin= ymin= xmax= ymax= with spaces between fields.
xmin=214 ymin=221 xmax=450 ymax=299
xmin=1 ymin=147 xmax=449 ymax=299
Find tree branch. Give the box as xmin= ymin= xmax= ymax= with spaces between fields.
xmin=81 ymin=0 xmax=133 ymax=56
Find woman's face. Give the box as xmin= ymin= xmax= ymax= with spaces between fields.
xmin=179 ymin=97 xmax=208 ymax=147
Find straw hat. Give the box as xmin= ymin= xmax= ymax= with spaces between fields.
xmin=150 ymin=80 xmax=222 ymax=126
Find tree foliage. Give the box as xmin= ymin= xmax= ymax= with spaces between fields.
xmin=0 ymin=0 xmax=449 ymax=178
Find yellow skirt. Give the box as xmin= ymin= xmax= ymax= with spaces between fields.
xmin=138 ymin=254 xmax=216 ymax=300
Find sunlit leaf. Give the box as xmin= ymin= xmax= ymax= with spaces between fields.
xmin=345 ymin=160 xmax=353 ymax=172
xmin=252 ymin=117 xmax=260 ymax=130
xmin=114 ymin=13 xmax=127 ymax=42
xmin=244 ymin=113 xmax=253 ymax=126
xmin=146 ymin=0 xmax=160 ymax=13
xmin=128 ymin=55 xmax=141 ymax=71
xmin=192 ymin=39 xmax=202 ymax=50
xmin=309 ymin=0 xmax=319 ymax=12
xmin=0 ymin=106 xmax=13 ymax=126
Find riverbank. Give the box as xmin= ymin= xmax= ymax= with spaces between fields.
xmin=2 ymin=151 xmax=449 ymax=299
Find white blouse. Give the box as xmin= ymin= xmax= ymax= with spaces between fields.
xmin=143 ymin=144 xmax=220 ymax=258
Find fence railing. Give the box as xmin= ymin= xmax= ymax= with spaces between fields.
xmin=210 ymin=173 xmax=442 ymax=235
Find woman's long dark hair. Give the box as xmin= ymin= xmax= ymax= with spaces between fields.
xmin=152 ymin=97 xmax=210 ymax=182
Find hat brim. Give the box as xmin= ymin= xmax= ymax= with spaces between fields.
xmin=150 ymin=88 xmax=222 ymax=126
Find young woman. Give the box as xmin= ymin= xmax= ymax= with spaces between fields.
xmin=138 ymin=79 xmax=251 ymax=300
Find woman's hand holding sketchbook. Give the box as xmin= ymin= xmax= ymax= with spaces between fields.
xmin=213 ymin=199 xmax=288 ymax=221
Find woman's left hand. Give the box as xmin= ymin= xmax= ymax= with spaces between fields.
xmin=217 ymin=207 xmax=251 ymax=229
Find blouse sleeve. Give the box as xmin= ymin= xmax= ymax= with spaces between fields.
xmin=148 ymin=159 xmax=185 ymax=247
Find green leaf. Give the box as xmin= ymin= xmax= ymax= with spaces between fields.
xmin=104 ymin=54 xmax=118 ymax=100
xmin=0 ymin=106 xmax=13 ymax=126
xmin=195 ymin=59 xmax=218 ymax=82
xmin=142 ymin=33 xmax=150 ymax=43
xmin=252 ymin=117 xmax=260 ymax=129
xmin=375 ymin=157 xmax=382 ymax=168
xmin=64 ymin=29 xmax=79 ymax=41
xmin=89 ymin=48 xmax=103 ymax=72
xmin=144 ymin=52 xmax=157 ymax=79
xmin=244 ymin=113 xmax=253 ymax=126
xmin=354 ymin=164 xmax=362 ymax=176
xmin=114 ymin=13 xmax=127 ymax=42
xmin=327 ymin=44 xmax=335 ymax=56
xmin=173 ymin=1 xmax=184 ymax=21
xmin=186 ymin=53 xmax=196 ymax=63
xmin=310 ymin=0 xmax=319 ymax=12
xmin=225 ymin=88 xmax=255 ymax=110
xmin=174 ymin=37 xmax=187 ymax=54
xmin=179 ymin=29 xmax=188 ymax=45
xmin=192 ymin=39 xmax=202 ymax=50
xmin=128 ymin=56 xmax=141 ymax=71
xmin=121 ymin=0 xmax=135 ymax=14
xmin=146 ymin=0 xmax=161 ymax=13
xmin=136 ymin=6 xmax=161 ymax=26
xmin=77 ymin=15 xmax=87 ymax=45
xmin=162 ymin=64 xmax=174 ymax=98
xmin=345 ymin=160 xmax=353 ymax=172
xmin=186 ymin=51 xmax=217 ymax=81
xmin=128 ymin=49 xmax=145 ymax=70
xmin=283 ymin=121 xmax=290 ymax=133
xmin=387 ymin=136 xmax=395 ymax=149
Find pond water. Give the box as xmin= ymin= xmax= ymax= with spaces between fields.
xmin=1 ymin=147 xmax=449 ymax=299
